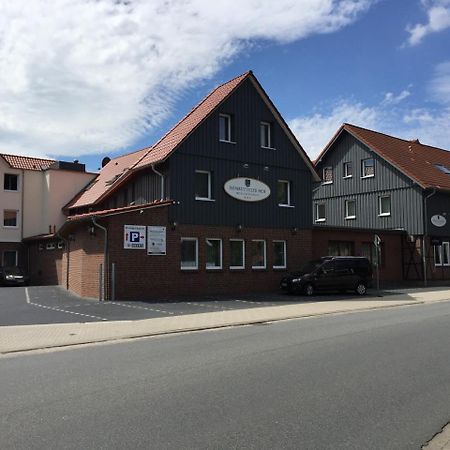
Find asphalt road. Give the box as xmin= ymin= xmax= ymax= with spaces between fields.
xmin=1 ymin=301 xmax=450 ymax=449
xmin=0 ymin=285 xmax=357 ymax=325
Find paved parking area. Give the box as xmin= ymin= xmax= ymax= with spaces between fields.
xmin=1 ymin=284 xmax=431 ymax=326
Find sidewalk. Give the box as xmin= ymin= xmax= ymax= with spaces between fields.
xmin=1 ymin=288 xmax=449 ymax=355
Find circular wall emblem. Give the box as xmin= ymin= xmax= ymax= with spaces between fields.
xmin=431 ymin=214 xmax=447 ymax=227
xmin=224 ymin=177 xmax=270 ymax=202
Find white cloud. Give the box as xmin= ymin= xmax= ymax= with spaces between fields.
xmin=406 ymin=0 xmax=450 ymax=46
xmin=382 ymin=90 xmax=411 ymax=105
xmin=289 ymin=65 xmax=450 ymax=158
xmin=289 ymin=102 xmax=380 ymax=159
xmin=0 ymin=0 xmax=373 ymax=157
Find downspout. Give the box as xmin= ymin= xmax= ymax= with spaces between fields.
xmin=92 ymin=218 xmax=108 ymax=301
xmin=56 ymin=232 xmax=70 ymax=290
xmin=21 ymin=170 xmax=27 ymax=270
xmin=423 ymin=189 xmax=436 ymax=287
xmin=151 ymin=164 xmax=165 ymax=200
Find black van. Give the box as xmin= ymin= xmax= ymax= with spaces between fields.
xmin=280 ymin=256 xmax=373 ymax=296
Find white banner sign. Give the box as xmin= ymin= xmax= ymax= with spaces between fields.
xmin=224 ymin=177 xmax=271 ymax=202
xmin=124 ymin=225 xmax=146 ymax=249
xmin=148 ymin=226 xmax=167 ymax=255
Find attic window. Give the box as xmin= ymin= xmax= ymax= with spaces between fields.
xmin=434 ymin=164 xmax=450 ymax=174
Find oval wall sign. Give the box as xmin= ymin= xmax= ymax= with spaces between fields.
xmin=431 ymin=214 xmax=447 ymax=227
xmin=224 ymin=177 xmax=271 ymax=202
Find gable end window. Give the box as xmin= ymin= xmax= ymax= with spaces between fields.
xmin=4 ymin=173 xmax=18 ymax=191
xmin=195 ymin=170 xmax=213 ymax=201
xmin=277 ymin=180 xmax=292 ymax=206
xmin=322 ymin=167 xmax=333 ymax=184
xmin=343 ymin=162 xmax=353 ymax=178
xmin=379 ymin=195 xmax=391 ymax=216
xmin=260 ymin=122 xmax=273 ymax=148
xmin=361 ymin=158 xmax=375 ymax=178
xmin=219 ymin=113 xmax=233 ymax=142
xmin=315 ymin=203 xmax=326 ymax=222
xmin=345 ymin=200 xmax=356 ymax=220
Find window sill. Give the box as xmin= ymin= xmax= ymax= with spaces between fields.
xmin=252 ymin=266 xmax=267 ymax=270
xmin=315 ymin=219 xmax=326 ymax=223
xmin=180 ymin=267 xmax=198 ymax=271
xmin=195 ymin=197 xmax=216 ymax=202
xmin=4 ymin=189 xmax=19 ymax=193
xmin=345 ymin=216 xmax=356 ymax=220
xmin=278 ymin=204 xmax=295 ymax=208
xmin=343 ymin=176 xmax=353 ymax=179
xmin=2 ymin=225 xmax=18 ymax=229
xmin=219 ymin=140 xmax=236 ymax=144
xmin=322 ymin=181 xmax=333 ymax=185
xmin=273 ymin=266 xmax=287 ymax=270
xmin=230 ymin=266 xmax=245 ymax=270
xmin=361 ymin=175 xmax=375 ymax=179
xmin=261 ymin=146 xmax=276 ymax=150
xmin=379 ymin=213 xmax=391 ymax=217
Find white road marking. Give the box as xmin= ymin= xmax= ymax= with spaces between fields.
xmin=25 ymin=287 xmax=31 ymax=304
xmin=185 ymin=301 xmax=234 ymax=310
xmin=232 ymin=299 xmax=277 ymax=306
xmin=110 ymin=302 xmax=175 ymax=315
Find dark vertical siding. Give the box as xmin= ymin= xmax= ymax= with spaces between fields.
xmin=427 ymin=191 xmax=450 ymax=236
xmin=169 ymin=78 xmax=313 ymax=229
xmin=313 ymin=132 xmax=424 ymax=234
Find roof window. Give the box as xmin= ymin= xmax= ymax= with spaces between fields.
xmin=434 ymin=164 xmax=450 ymax=174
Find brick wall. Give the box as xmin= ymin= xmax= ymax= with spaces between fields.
xmin=312 ymin=228 xmax=404 ymax=281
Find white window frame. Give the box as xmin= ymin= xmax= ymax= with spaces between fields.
xmin=229 ymin=239 xmax=245 ymax=269
xmin=2 ymin=250 xmax=18 ymax=267
xmin=315 ymin=203 xmax=326 ymax=223
xmin=46 ymin=242 xmax=56 ymax=250
xmin=181 ymin=237 xmax=198 ymax=270
xmin=436 ymin=241 xmax=450 ymax=267
xmin=260 ymin=121 xmax=273 ymax=149
xmin=277 ymin=180 xmax=293 ymax=207
xmin=345 ymin=199 xmax=356 ymax=220
xmin=3 ymin=209 xmax=18 ymax=228
xmin=343 ymin=162 xmax=353 ymax=179
xmin=379 ymin=195 xmax=391 ymax=217
xmin=273 ymin=240 xmax=287 ymax=269
xmin=205 ymin=238 xmax=222 ymax=270
xmin=57 ymin=241 xmax=64 ymax=249
xmin=4 ymin=173 xmax=19 ymax=192
xmin=195 ymin=170 xmax=214 ymax=201
xmin=219 ymin=113 xmax=232 ymax=143
xmin=251 ymin=239 xmax=266 ymax=270
xmin=361 ymin=158 xmax=375 ymax=178
xmin=322 ymin=166 xmax=333 ymax=184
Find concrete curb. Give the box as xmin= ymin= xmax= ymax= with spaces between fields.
xmin=0 ymin=297 xmax=426 ymax=355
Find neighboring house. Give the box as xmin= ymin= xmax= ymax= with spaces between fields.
xmin=313 ymin=123 xmax=450 ymax=282
xmin=0 ymin=154 xmax=96 ymax=270
xmin=37 ymin=71 xmax=320 ymax=300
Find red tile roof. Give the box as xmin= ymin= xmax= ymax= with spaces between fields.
xmin=66 ymin=199 xmax=174 ymax=222
xmin=1 ymin=153 xmax=55 ymax=171
xmin=66 ymin=70 xmax=319 ymax=209
xmin=316 ymin=123 xmax=450 ymax=191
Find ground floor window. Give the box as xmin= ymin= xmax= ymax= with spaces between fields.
xmin=434 ymin=242 xmax=450 ymax=266
xmin=230 ymin=239 xmax=245 ymax=269
xmin=181 ymin=238 xmax=198 ymax=270
xmin=2 ymin=250 xmax=18 ymax=267
xmin=328 ymin=241 xmax=354 ymax=256
xmin=273 ymin=240 xmax=286 ymax=268
xmin=251 ymin=240 xmax=266 ymax=269
xmin=206 ymin=238 xmax=222 ymax=269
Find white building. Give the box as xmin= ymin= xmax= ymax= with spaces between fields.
xmin=0 ymin=154 xmax=96 ymax=268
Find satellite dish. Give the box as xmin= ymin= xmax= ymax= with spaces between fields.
xmin=101 ymin=157 xmax=111 ymax=168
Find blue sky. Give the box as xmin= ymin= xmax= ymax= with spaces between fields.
xmin=1 ymin=0 xmax=449 ymax=172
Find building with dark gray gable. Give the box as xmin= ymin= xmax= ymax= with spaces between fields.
xmin=313 ymin=123 xmax=450 ymax=283
xmin=30 ymin=71 xmax=321 ymax=300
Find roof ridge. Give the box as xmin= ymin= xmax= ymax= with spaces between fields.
xmin=130 ymin=71 xmax=252 ymax=170
xmin=344 ymin=123 xmax=450 ymax=153
xmin=0 ymin=153 xmax=55 ymax=162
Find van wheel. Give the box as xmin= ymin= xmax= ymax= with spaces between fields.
xmin=355 ymin=282 xmax=367 ymax=296
xmin=304 ymin=283 xmax=314 ymax=297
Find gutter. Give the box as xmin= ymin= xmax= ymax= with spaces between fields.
xmin=92 ymin=218 xmax=108 ymax=301
xmin=423 ymin=188 xmax=436 ymax=287
xmin=151 ymin=164 xmax=165 ymax=200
